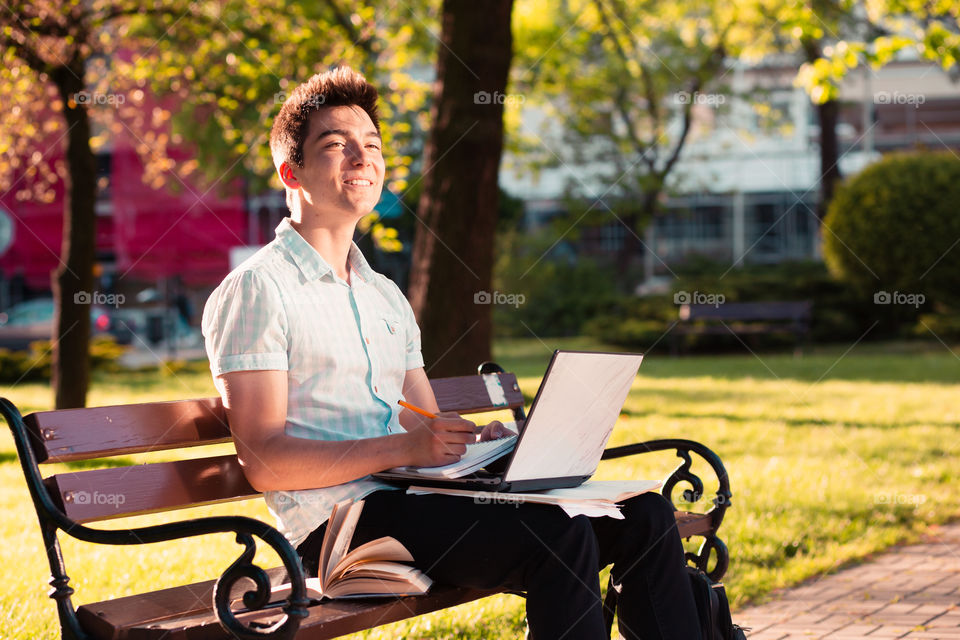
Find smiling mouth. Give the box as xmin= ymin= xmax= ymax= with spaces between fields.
xmin=344 ymin=179 xmax=373 ymax=186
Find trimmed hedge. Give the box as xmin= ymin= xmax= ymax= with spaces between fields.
xmin=823 ymin=151 xmax=960 ymax=309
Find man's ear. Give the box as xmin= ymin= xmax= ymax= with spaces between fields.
xmin=278 ymin=162 xmax=301 ymax=189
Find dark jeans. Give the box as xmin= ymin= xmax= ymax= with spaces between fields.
xmin=297 ymin=490 xmax=701 ymax=640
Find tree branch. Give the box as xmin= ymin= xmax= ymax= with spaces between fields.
xmin=324 ymin=0 xmax=377 ymax=60
xmin=1 ymin=30 xmax=53 ymax=76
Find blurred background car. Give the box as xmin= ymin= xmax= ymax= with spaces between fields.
xmin=0 ymin=298 xmax=115 ymax=351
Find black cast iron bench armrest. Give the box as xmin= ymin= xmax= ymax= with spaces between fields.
xmin=601 ymin=438 xmax=732 ymax=579
xmin=1 ymin=397 xmax=308 ymax=640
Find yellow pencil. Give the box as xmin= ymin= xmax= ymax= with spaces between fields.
xmin=398 ymin=399 xmax=438 ymax=419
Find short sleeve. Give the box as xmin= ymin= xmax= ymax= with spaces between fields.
xmin=201 ymin=270 xmax=289 ymax=376
xmin=382 ymin=278 xmax=424 ymax=371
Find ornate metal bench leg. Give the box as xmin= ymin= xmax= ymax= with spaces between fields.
xmin=685 ymin=534 xmax=729 ymax=582
xmin=602 ymin=574 xmax=618 ymax=638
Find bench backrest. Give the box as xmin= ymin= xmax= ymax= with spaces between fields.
xmin=25 ymin=372 xmax=525 ymax=524
xmin=678 ymin=300 xmax=812 ymax=322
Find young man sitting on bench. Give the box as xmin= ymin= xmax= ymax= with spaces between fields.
xmin=201 ymin=66 xmax=701 ymax=640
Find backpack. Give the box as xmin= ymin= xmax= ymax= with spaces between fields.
xmin=687 ymin=567 xmax=748 ymax=640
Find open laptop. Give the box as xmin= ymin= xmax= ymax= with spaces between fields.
xmin=374 ymin=350 xmax=644 ymax=492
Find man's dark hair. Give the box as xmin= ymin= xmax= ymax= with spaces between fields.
xmin=270 ymin=66 xmax=380 ymax=170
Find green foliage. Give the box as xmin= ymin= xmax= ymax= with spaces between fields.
xmin=823 ymin=152 xmax=960 ymax=310
xmin=510 ymin=0 xmax=741 ymax=286
xmin=115 ymin=1 xmax=435 ymax=197
xmin=584 ymin=261 xmax=888 ymax=351
xmin=492 ymin=229 xmax=619 ymax=338
xmin=0 ymin=337 xmax=126 ymax=383
xmin=915 ymin=307 xmax=960 ymax=342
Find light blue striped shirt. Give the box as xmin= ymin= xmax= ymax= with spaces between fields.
xmin=202 ymin=217 xmax=423 ymax=547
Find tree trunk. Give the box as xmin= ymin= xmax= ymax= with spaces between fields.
xmin=408 ymin=0 xmax=513 ymax=377
xmin=51 ymin=62 xmax=97 ymax=409
xmin=816 ymin=98 xmax=841 ymax=221
xmin=613 ymin=189 xmax=659 ymax=292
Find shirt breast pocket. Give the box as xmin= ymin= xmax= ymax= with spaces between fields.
xmin=379 ymin=314 xmax=406 ymax=374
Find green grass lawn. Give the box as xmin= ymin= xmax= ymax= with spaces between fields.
xmin=2 ymin=338 xmax=958 ymax=639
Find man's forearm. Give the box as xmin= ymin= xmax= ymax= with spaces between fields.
xmin=240 ymin=431 xmax=411 ymax=492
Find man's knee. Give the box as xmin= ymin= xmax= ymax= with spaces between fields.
xmin=622 ymin=492 xmax=678 ymax=539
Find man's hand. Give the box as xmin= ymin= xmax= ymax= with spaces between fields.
xmin=477 ymin=420 xmax=516 ymax=442
xmin=404 ymin=411 xmax=476 ymax=467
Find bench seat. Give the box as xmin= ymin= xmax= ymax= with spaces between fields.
xmin=76 ymin=512 xmax=714 ymax=640
xmin=4 ymin=364 xmax=732 ymax=640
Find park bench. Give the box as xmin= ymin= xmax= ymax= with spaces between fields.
xmin=673 ymin=300 xmax=813 ymax=354
xmin=3 ymin=362 xmax=732 ymax=640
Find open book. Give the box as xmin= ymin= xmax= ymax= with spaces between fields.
xmin=238 ymin=499 xmax=432 ymax=604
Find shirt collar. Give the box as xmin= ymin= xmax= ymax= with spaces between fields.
xmin=274 ymin=217 xmax=376 ymax=284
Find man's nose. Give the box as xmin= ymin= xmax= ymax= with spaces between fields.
xmin=347 ymin=144 xmax=370 ymax=165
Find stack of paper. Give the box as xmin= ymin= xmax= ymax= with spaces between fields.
xmin=406 ymin=479 xmax=662 ymax=519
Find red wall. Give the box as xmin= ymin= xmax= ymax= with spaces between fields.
xmin=0 ymin=106 xmax=248 ymax=290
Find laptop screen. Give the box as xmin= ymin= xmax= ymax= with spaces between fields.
xmin=504 ymin=351 xmax=644 ymax=482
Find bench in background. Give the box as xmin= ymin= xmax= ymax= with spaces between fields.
xmin=3 ymin=363 xmax=732 ymax=640
xmin=673 ymin=300 xmax=813 ymax=354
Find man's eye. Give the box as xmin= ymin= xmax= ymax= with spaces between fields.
xmin=327 ymin=141 xmax=345 ymax=148
xmin=367 ymin=144 xmax=381 ymax=150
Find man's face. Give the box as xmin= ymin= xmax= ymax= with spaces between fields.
xmin=293 ymin=105 xmax=385 ymax=222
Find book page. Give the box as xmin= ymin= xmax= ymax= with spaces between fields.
xmin=330 ymin=536 xmax=413 ymax=580
xmin=505 ymin=352 xmax=643 ymax=482
xmin=324 ymin=501 xmax=364 ymax=585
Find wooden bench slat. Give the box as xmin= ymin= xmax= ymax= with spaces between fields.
xmin=45 ymin=454 xmax=257 ymax=523
xmin=679 ymin=301 xmax=812 ymax=322
xmin=77 ymin=565 xmax=497 ymax=640
xmin=25 ymin=397 xmax=229 ymax=464
xmin=432 ymin=373 xmax=524 ymax=414
xmin=25 ymin=373 xmax=522 ymax=465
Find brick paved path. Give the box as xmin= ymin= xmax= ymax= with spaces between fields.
xmin=736 ymin=522 xmax=960 ymax=639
